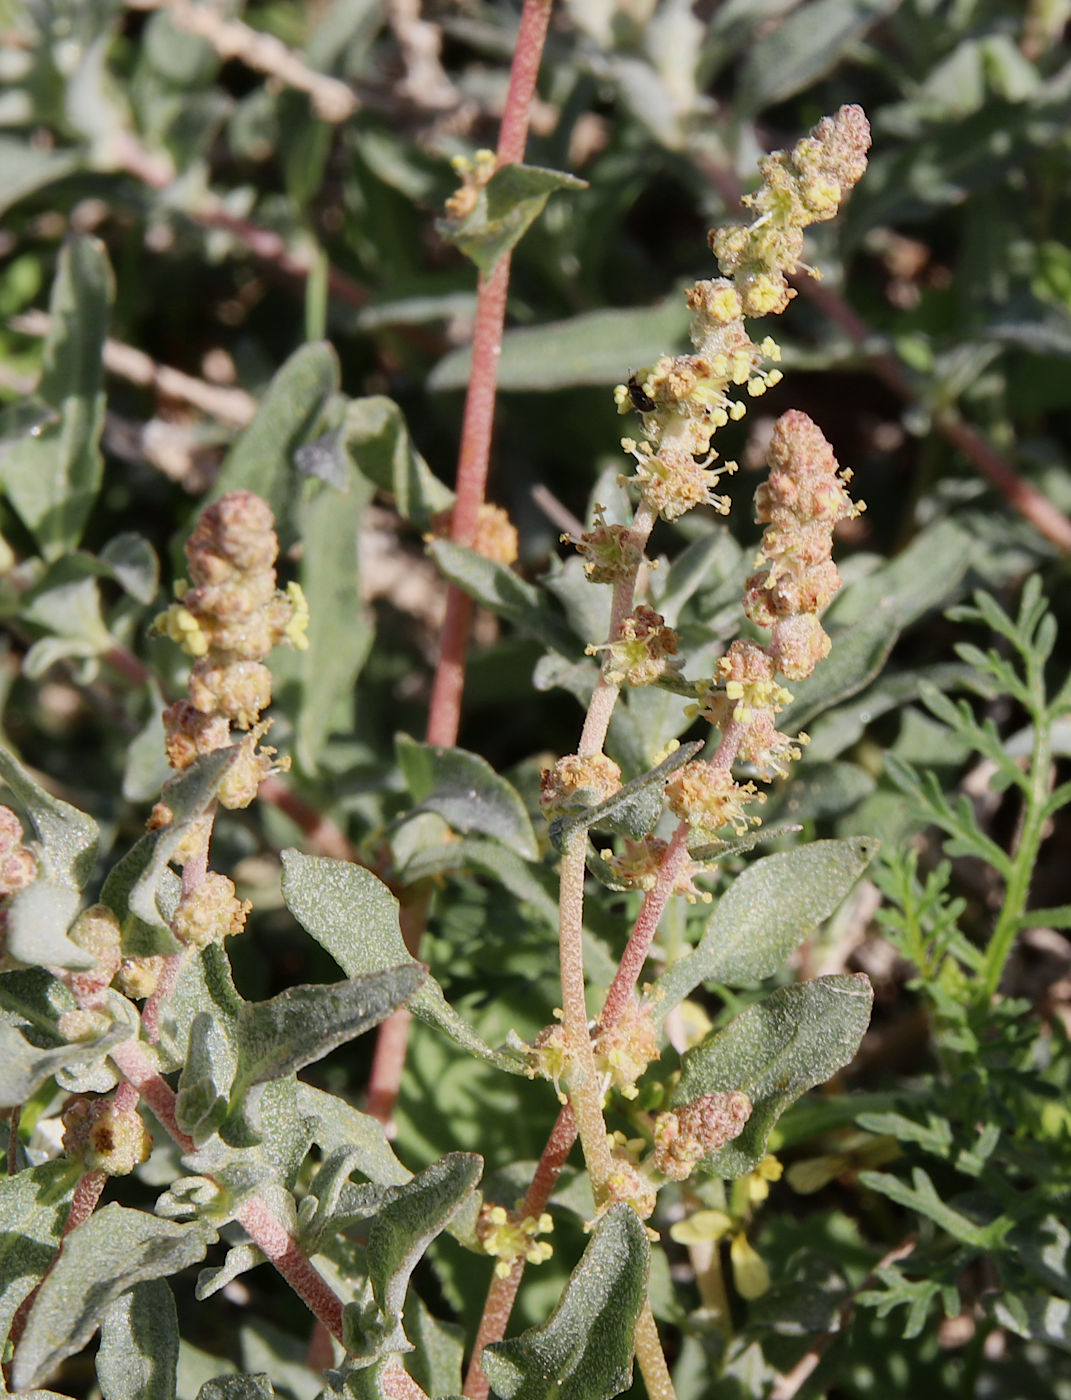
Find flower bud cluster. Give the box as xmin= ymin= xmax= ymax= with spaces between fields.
xmin=539 ymin=753 xmax=621 ymax=818
xmin=444 ymin=148 xmax=497 ymax=223
xmin=651 ymin=1091 xmax=752 ymax=1181
xmin=597 ymin=836 xmax=712 ymax=904
xmin=476 ymin=1203 xmax=554 ymax=1279
xmin=62 ymin=1094 xmax=153 ymax=1176
xmin=568 ymin=505 xmax=646 ymax=584
xmin=744 ymin=410 xmax=863 ymax=678
xmin=709 ymin=104 xmax=872 ymax=320
xmin=0 ymin=806 xmax=37 ymax=897
xmin=585 ymin=605 xmax=681 ymax=688
xmin=430 ymin=502 xmax=519 ymax=567
xmin=605 ymin=106 xmax=868 ymax=533
xmin=154 ymin=491 xmax=308 ymax=815
xmin=591 ymin=999 xmax=660 ymax=1101
xmin=171 ymin=871 xmax=252 ymax=951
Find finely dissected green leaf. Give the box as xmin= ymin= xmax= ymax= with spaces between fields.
xmin=480 ymin=1205 xmax=649 ymax=1400
xmin=549 ymin=740 xmax=704 ymax=850
xmin=857 ymin=1168 xmax=1012 ymax=1249
xmin=280 ymin=851 xmax=523 ymax=1073
xmin=196 ymin=1378 xmax=274 ymax=1400
xmin=335 ymin=396 xmax=453 ymax=527
xmin=396 ymin=736 xmax=539 ymax=860
xmin=673 ymin=974 xmax=875 ymax=1177
xmin=654 ymin=839 xmax=877 ymax=1012
xmin=11 ymin=1204 xmax=215 ymax=1392
xmin=0 ymin=236 xmax=113 ymax=558
xmin=429 ymin=298 xmax=690 ymax=393
xmin=210 ymin=342 xmax=339 ymax=518
xmin=0 ymin=1160 xmax=78 ymax=1357
xmin=440 ymin=163 xmax=586 ymax=276
xmin=427 ymin=540 xmax=579 ymax=657
xmin=101 ymin=747 xmax=246 ymax=955
xmin=737 ymin=0 xmax=898 ymax=110
xmin=0 ymin=744 xmax=98 ymax=889
xmin=345 ymin=1154 xmax=482 ymax=1363
xmin=96 ymin=1280 xmax=179 ymax=1400
xmin=230 ymin=965 xmax=426 ymax=1099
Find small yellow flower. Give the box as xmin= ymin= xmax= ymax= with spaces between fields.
xmin=730 ymin=1232 xmax=771 ymax=1300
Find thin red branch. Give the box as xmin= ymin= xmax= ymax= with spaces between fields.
xmin=372 ymin=0 xmax=555 ymax=1122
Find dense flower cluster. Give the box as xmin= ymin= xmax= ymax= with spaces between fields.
xmin=0 ymin=806 xmax=36 ymax=898
xmin=651 ymin=1091 xmax=753 ymax=1181
xmin=586 ymin=605 xmax=681 ymax=687
xmin=61 ymin=1095 xmax=152 ymax=1176
xmin=430 ymin=501 xmax=519 ymax=566
xmin=539 ymin=752 xmax=621 ymax=817
xmin=154 ymin=491 xmax=308 ymax=816
xmin=591 ymin=998 xmax=660 ymax=1100
xmin=476 ymin=1203 xmax=554 ymax=1279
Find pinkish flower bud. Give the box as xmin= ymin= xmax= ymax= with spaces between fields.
xmin=652 ymin=1091 xmax=752 ymax=1180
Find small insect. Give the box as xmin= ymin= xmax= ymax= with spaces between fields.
xmin=627 ymin=373 xmax=656 ymax=413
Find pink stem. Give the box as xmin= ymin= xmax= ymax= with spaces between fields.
xmin=373 ymin=0 xmax=555 ymax=1121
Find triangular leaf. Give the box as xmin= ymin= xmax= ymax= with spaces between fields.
xmin=654 ymin=838 xmax=877 ymax=1012
xmin=396 ymin=736 xmax=539 ymax=860
xmin=481 ymin=1205 xmax=649 ymax=1400
xmin=673 ymin=974 xmax=875 ymax=1177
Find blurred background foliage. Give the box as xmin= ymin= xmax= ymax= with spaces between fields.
xmin=2 ymin=0 xmax=1071 ymax=1396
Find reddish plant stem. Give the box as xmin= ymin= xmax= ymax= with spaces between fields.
xmin=464 ymin=1105 xmax=576 ymax=1398
xmin=105 ymin=1036 xmax=346 ymax=1341
xmin=372 ymin=0 xmax=555 ymax=1124
xmin=464 ymin=723 xmax=749 ymax=1390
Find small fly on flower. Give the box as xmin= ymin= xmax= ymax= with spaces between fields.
xmin=627 ymin=373 xmax=656 ymax=413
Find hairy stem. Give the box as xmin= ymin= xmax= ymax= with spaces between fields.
xmin=373 ymin=0 xmax=555 ymax=1124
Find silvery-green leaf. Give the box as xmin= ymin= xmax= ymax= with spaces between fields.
xmin=196 ymin=1378 xmax=274 ymax=1400
xmin=0 ymin=744 xmax=98 ymax=889
xmin=0 ymin=1159 xmax=79 ymax=1356
xmin=297 ymin=1083 xmax=411 ymax=1188
xmin=96 ymin=1279 xmax=179 ymax=1400
xmin=333 ymin=396 xmax=453 ymax=527
xmin=12 ymin=1204 xmax=215 ymax=1392
xmin=673 ymin=974 xmax=874 ymax=1177
xmin=196 ymin=1244 xmax=263 ymax=1302
xmin=654 ymin=838 xmax=877 ymax=1012
xmin=99 ymin=533 xmax=160 ymax=604
xmin=280 ymin=852 xmax=522 ymax=1074
xmin=427 ymin=540 xmax=579 ymax=657
xmin=344 ymin=1154 xmax=482 ymax=1365
xmin=5 ymin=881 xmax=90 ymax=970
xmin=0 ymin=236 xmax=112 ymax=558
xmin=481 ymin=1206 xmax=649 ymax=1400
xmin=396 ymin=736 xmax=538 ymax=860
xmin=439 ymin=163 xmax=586 ymax=276
xmin=210 ymin=342 xmax=339 ymax=519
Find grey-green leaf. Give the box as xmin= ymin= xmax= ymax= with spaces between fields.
xmin=673 ymin=974 xmax=875 ymax=1177
xmin=210 ymin=342 xmax=339 ymax=518
xmin=344 ymin=1154 xmax=482 ymax=1364
xmin=96 ymin=1280 xmax=179 ymax=1400
xmin=654 ymin=838 xmax=877 ymax=1012
xmin=480 ymin=1205 xmax=649 ymax=1400
xmin=196 ymin=1377 xmax=274 ymax=1400
xmin=0 ymin=744 xmax=98 ymax=889
xmin=429 ymin=298 xmax=689 ymax=394
xmin=12 ymin=1204 xmax=215 ymax=1392
xmin=280 ymin=851 xmax=522 ymax=1074
xmin=427 ymin=539 xmax=579 ymax=656
xmin=335 ymin=396 xmax=453 ymax=527
xmin=440 ymin=163 xmax=587 ymax=277
xmin=231 ymin=965 xmax=426 ymax=1100
xmin=396 ymin=736 xmax=539 ymax=860
xmin=0 ymin=235 xmax=112 ymax=558
xmin=0 ymin=1160 xmax=78 ymax=1356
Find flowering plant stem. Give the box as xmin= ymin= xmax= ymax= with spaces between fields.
xmin=369 ymin=0 xmax=554 ymax=1126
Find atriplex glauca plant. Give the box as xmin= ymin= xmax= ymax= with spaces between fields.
xmin=0 ymin=96 xmax=884 ymax=1400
